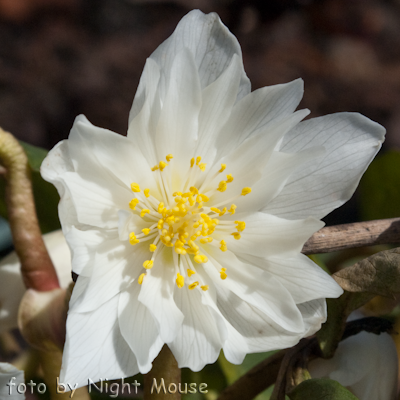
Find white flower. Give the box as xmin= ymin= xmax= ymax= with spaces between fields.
xmin=0 ymin=230 xmax=72 ymax=333
xmin=0 ymin=363 xmax=25 ymax=399
xmin=309 ymin=331 xmax=398 ymax=400
xmin=40 ymin=10 xmax=385 ymax=387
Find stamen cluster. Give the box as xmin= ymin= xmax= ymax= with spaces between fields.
xmin=127 ymin=154 xmax=252 ymax=291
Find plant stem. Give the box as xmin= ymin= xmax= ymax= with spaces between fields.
xmin=144 ymin=345 xmax=181 ymax=400
xmin=0 ymin=127 xmax=59 ymax=290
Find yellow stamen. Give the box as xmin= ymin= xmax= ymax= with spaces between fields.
xmin=219 ymin=207 xmax=227 ymax=216
xmin=220 ymin=268 xmax=227 ymax=280
xmin=142 ymin=228 xmax=150 ymax=235
xmin=231 ymin=232 xmax=241 ymax=240
xmin=194 ymin=254 xmax=208 ymax=264
xmin=217 ymin=181 xmax=227 ymax=192
xmin=219 ymin=164 xmax=226 ymax=173
xmin=138 ymin=273 xmax=145 ymax=285
xmin=211 ymin=207 xmax=220 ymax=214
xmin=176 ymin=273 xmax=184 ymax=288
xmin=228 ymin=204 xmax=237 ymax=215
xmin=189 ymin=281 xmax=199 ymax=290
xmin=140 ymin=209 xmax=150 ymax=218
xmin=166 ymin=154 xmax=173 ymax=162
xmin=196 ymin=156 xmax=201 ymax=165
xmin=199 ymin=163 xmax=207 ymax=171
xmin=235 ymin=221 xmax=246 ymax=232
xmin=151 ymin=165 xmax=159 ymax=171
xmin=129 ymin=198 xmax=139 ymax=210
xmin=159 ymin=161 xmax=168 ymax=171
xmin=143 ymin=260 xmax=154 ymax=269
xmin=190 ymin=158 xmax=195 ymax=168
xmin=201 ymin=285 xmax=209 ymax=291
xmin=144 ymin=188 xmax=150 ymax=198
xmin=149 ymin=244 xmax=157 ymax=252
xmin=131 ymin=183 xmax=141 ymax=192
xmin=129 ymin=232 xmax=140 ymax=245
xmin=187 ymin=269 xmax=196 ymax=277
xmin=226 ymin=174 xmax=234 ymax=183
xmin=189 ymin=186 xmax=199 ymax=195
xmin=241 ymin=187 xmax=252 ymax=196
xmin=220 ymin=240 xmax=227 ymax=252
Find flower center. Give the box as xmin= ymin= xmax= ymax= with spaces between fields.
xmin=127 ymin=154 xmax=251 ymax=291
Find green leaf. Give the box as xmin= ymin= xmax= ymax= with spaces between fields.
xmin=288 ymin=378 xmax=359 ymax=400
xmin=360 ymin=150 xmax=400 ymax=220
xmin=0 ymin=142 xmax=60 ymax=234
xmin=19 ymin=141 xmax=49 ymax=172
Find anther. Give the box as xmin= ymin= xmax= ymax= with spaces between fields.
xmin=220 ymin=268 xmax=227 ymax=280
xmin=129 ymin=232 xmax=140 ymax=245
xmin=131 ymin=183 xmax=141 ymax=192
xmin=190 ymin=158 xmax=195 ymax=168
xmin=149 ymin=244 xmax=157 ymax=252
xmin=231 ymin=232 xmax=241 ymax=240
xmin=194 ymin=254 xmax=208 ymax=264
xmin=201 ymin=285 xmax=209 ymax=291
xmin=142 ymin=228 xmax=150 ymax=235
xmin=226 ymin=174 xmax=234 ymax=183
xmin=166 ymin=154 xmax=173 ymax=162
xmin=138 ymin=273 xmax=145 ymax=285
xmin=129 ymin=198 xmax=139 ymax=210
xmin=241 ymin=187 xmax=252 ymax=196
xmin=189 ymin=281 xmax=199 ymax=290
xmin=187 ymin=269 xmax=196 ymax=277
xmin=144 ymin=188 xmax=150 ymax=198
xmin=196 ymin=156 xmax=201 ymax=165
xmin=219 ymin=164 xmax=226 ymax=173
xmin=140 ymin=209 xmax=150 ymax=218
xmin=143 ymin=260 xmax=154 ymax=269
xmin=151 ymin=165 xmax=159 ymax=171
xmin=176 ymin=273 xmax=184 ymax=288
xmin=159 ymin=161 xmax=168 ymax=171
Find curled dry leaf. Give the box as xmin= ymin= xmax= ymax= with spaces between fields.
xmin=333 ymin=247 xmax=400 ymax=297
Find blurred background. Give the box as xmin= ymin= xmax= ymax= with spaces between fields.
xmin=1 ymin=0 xmax=400 ymax=226
xmin=1 ymin=1 xmax=400 ymax=398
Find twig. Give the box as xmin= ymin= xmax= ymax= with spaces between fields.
xmin=0 ymin=127 xmax=59 ymax=290
xmin=302 ymin=217 xmax=400 ymax=254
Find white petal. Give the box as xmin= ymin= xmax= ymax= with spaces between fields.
xmin=203 ymin=248 xmax=304 ymax=333
xmin=69 ymin=115 xmax=156 ymax=191
xmin=234 ymin=147 xmax=325 ymax=213
xmin=169 ymin=285 xmax=222 ymax=371
xmin=138 ymin=246 xmax=184 ymax=343
xmin=297 ymin=298 xmax=327 ymax=337
xmin=0 ymin=363 xmax=25 ymax=399
xmin=214 ymin=282 xmax=305 ymax=352
xmin=195 ymin=55 xmax=242 ymax=163
xmin=238 ymin=253 xmax=343 ymax=303
xmin=60 ymin=295 xmax=139 ymax=388
xmin=214 ymin=79 xmax=304 ymax=160
xmin=309 ymin=331 xmax=398 ymax=400
xmin=41 ymin=140 xmax=79 ymax=231
xmin=143 ymin=10 xmax=250 ymax=103
xmin=0 ymin=251 xmax=26 ymax=332
xmin=69 ymin=232 xmax=145 ymax=313
xmin=128 ymin=57 xmax=161 ymax=140
xmin=118 ymin=283 xmax=163 ymax=373
xmin=0 ymin=230 xmax=72 ymax=333
xmin=222 ymin=212 xmax=324 ymax=258
xmin=266 ymin=113 xmax=385 ymax=219
xmin=154 ymin=49 xmax=201 ymax=180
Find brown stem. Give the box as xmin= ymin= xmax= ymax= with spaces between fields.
xmin=143 ymin=345 xmax=181 ymax=400
xmin=302 ymin=217 xmax=400 ymax=254
xmin=0 ymin=127 xmax=59 ymax=290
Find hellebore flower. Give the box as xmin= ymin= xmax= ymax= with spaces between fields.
xmin=309 ymin=331 xmax=398 ymax=400
xmin=0 ymin=230 xmax=72 ymax=333
xmin=41 ymin=10 xmax=385 ymax=387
